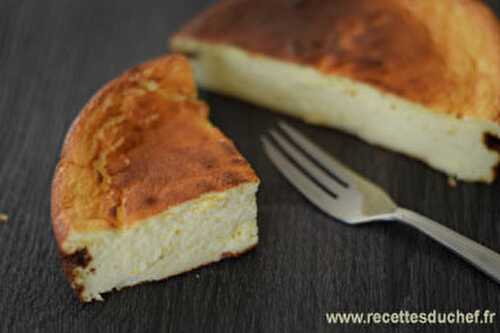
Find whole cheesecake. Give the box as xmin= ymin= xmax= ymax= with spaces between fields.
xmin=51 ymin=55 xmax=259 ymax=302
xmin=170 ymin=0 xmax=500 ymax=182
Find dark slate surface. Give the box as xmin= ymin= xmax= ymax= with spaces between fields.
xmin=1 ymin=1 xmax=499 ymax=332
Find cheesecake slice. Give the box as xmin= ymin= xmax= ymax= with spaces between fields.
xmin=51 ymin=55 xmax=259 ymax=302
xmin=170 ymin=0 xmax=500 ymax=182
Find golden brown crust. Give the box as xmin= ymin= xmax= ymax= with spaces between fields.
xmin=173 ymin=0 xmax=500 ymax=122
xmin=60 ymin=248 xmax=92 ymax=299
xmin=51 ymin=55 xmax=258 ymax=242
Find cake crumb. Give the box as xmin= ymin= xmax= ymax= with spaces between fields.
xmin=447 ymin=177 xmax=457 ymax=188
xmin=0 ymin=213 xmax=8 ymax=223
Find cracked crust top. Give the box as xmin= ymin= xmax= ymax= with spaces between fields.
xmin=173 ymin=0 xmax=500 ymax=122
xmin=51 ymin=55 xmax=258 ymax=246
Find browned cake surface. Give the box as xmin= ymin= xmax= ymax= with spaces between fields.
xmin=51 ymin=55 xmax=258 ymax=242
xmin=174 ymin=0 xmax=500 ymax=122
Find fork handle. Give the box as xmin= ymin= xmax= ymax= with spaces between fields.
xmin=395 ymin=208 xmax=500 ymax=284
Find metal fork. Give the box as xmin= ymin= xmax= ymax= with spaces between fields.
xmin=262 ymin=122 xmax=500 ymax=284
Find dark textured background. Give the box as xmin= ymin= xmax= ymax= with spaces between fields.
xmin=1 ymin=1 xmax=499 ymax=332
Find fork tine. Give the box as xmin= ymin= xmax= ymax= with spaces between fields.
xmin=262 ymin=136 xmax=347 ymax=219
xmin=269 ymin=129 xmax=351 ymax=197
xmin=278 ymin=122 xmax=358 ymax=186
xmin=277 ymin=122 xmax=399 ymax=219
